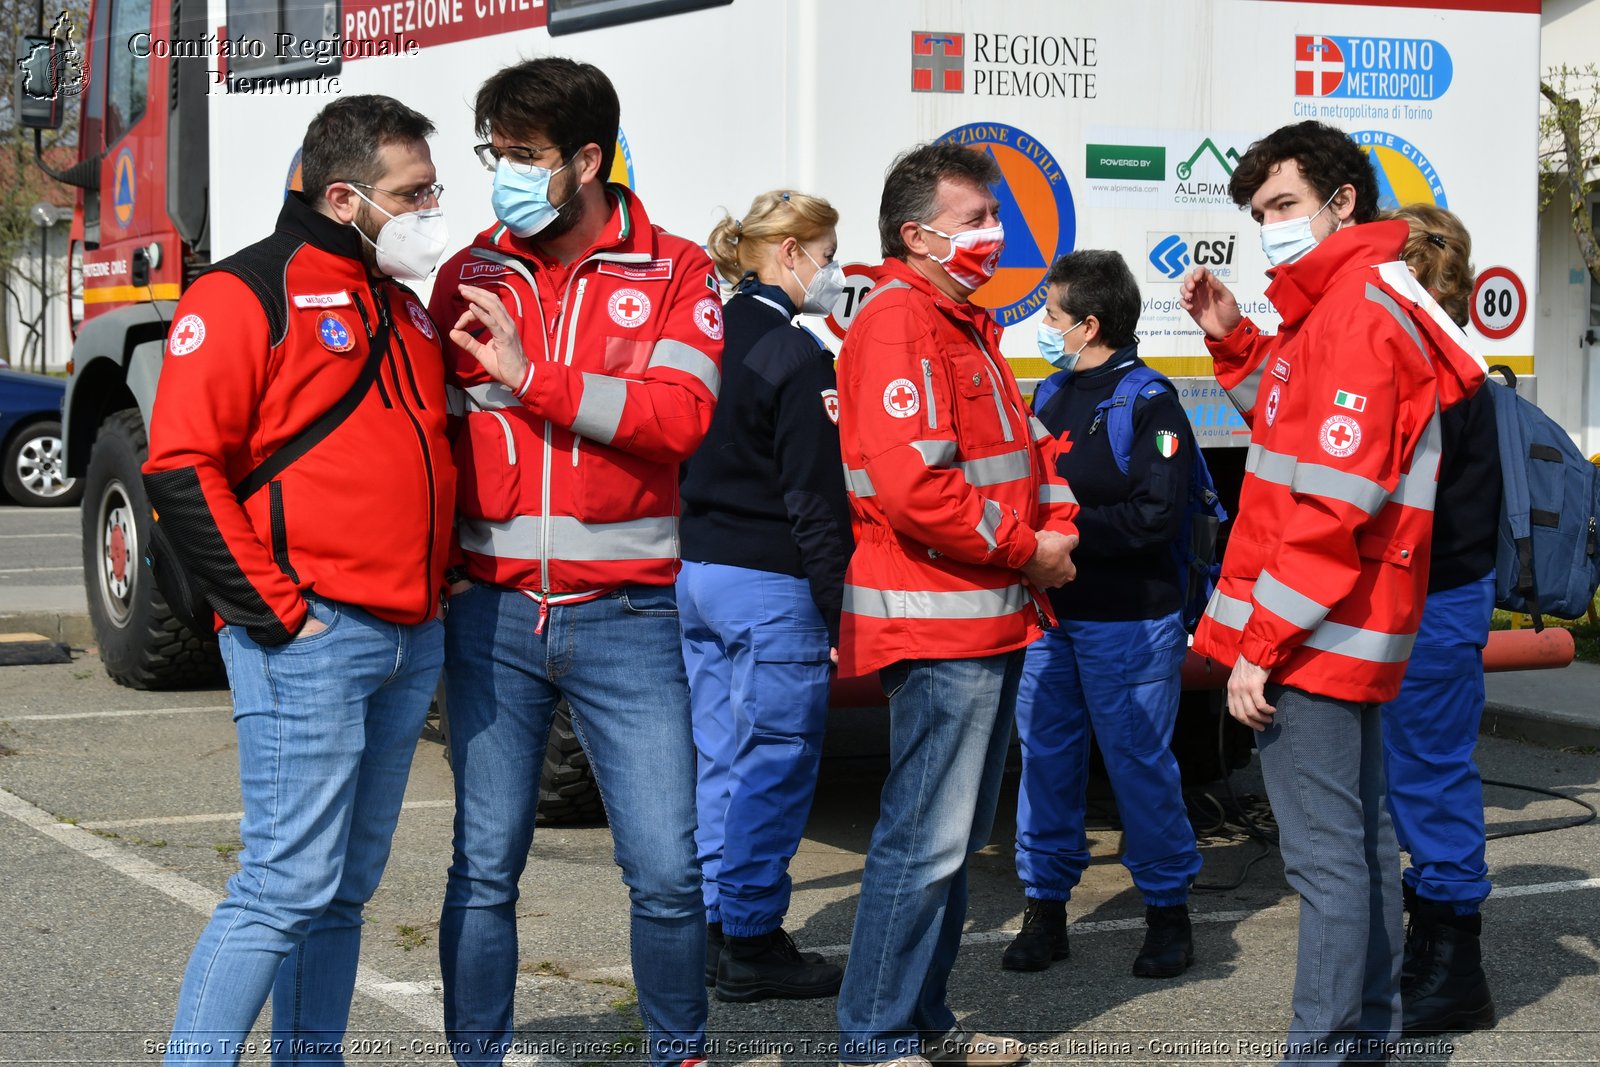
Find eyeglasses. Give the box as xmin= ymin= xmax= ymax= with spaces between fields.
xmin=343 ymin=180 xmax=444 ymax=207
xmin=474 ymin=142 xmax=562 ymax=175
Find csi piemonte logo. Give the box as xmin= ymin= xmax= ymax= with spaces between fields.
xmin=933 ymin=122 xmax=1075 ymax=326
xmin=1294 ymin=34 xmax=1453 ymax=101
xmin=912 ymin=32 xmax=964 ymax=93
xmin=16 ymin=10 xmax=87 ymax=101
xmin=1146 ymin=232 xmax=1236 ymax=283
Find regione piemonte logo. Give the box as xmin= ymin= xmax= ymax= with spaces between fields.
xmin=912 ymin=32 xmax=965 ymax=93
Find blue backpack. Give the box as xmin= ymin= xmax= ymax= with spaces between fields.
xmin=1035 ymin=366 xmax=1228 ymax=631
xmin=1485 ymin=366 xmax=1600 ymax=628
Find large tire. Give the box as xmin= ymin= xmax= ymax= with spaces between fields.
xmin=537 ymin=702 xmax=607 ymax=826
xmin=82 ymin=409 xmax=223 ymax=689
xmin=2 ymin=418 xmax=83 ymax=506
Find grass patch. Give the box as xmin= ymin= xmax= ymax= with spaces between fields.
xmin=1491 ymin=611 xmax=1600 ymax=664
xmin=212 ymin=841 xmax=242 ymax=861
xmin=395 ymin=924 xmax=430 ymax=951
xmin=522 ymin=959 xmax=569 ymax=978
xmin=128 ymin=835 xmax=167 ymax=848
xmin=72 ymin=669 xmax=93 ymax=680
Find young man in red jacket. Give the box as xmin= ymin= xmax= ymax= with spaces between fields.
xmin=144 ymin=95 xmax=455 ymax=1063
xmin=427 ymin=58 xmax=721 ymax=1067
xmin=1181 ymin=121 xmax=1485 ymax=1064
xmin=834 ymin=142 xmax=1079 ymax=1067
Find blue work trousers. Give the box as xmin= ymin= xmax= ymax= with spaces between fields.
xmin=677 ymin=561 xmax=832 ymax=937
xmin=1380 ymin=573 xmax=1495 ymax=912
xmin=1013 ymin=614 xmax=1200 ymax=906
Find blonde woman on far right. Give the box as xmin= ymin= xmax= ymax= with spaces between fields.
xmin=1378 ymin=201 xmax=1500 ymax=1038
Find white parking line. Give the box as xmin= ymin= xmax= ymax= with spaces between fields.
xmin=6 ymin=705 xmax=232 ymax=722
xmin=0 ymin=533 xmax=79 ymax=540
xmin=83 ymin=799 xmax=455 ymax=830
xmin=0 ymin=566 xmax=80 ymax=574
xmin=0 ymin=785 xmax=564 ymax=1064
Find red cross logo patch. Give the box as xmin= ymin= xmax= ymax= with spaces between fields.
xmin=407 ymin=302 xmax=436 ymax=341
xmin=693 ymin=297 xmax=724 ymax=341
xmin=821 ymin=388 xmax=840 ymax=424
xmin=1320 ymin=414 xmax=1362 ymax=458
xmin=1265 ymin=383 xmax=1282 ymax=427
xmin=608 ymin=288 xmax=651 ymax=329
xmin=169 ymin=314 xmax=206 ymax=356
xmin=883 ymin=377 xmax=921 ymax=419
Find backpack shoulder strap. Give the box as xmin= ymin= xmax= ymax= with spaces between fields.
xmin=1101 ymin=365 xmax=1168 ymax=476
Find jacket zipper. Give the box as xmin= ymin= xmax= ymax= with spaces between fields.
xmin=374 ymin=284 xmax=438 ymax=620
xmin=965 ymin=324 xmax=1016 ymax=443
xmin=921 ymin=358 xmax=937 ymax=429
xmin=269 ymin=480 xmax=299 ymax=583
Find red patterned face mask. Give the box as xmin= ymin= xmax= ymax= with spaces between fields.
xmin=920 ymin=223 xmax=1006 ymax=289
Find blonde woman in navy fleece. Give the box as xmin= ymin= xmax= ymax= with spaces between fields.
xmin=678 ymin=189 xmax=853 ymax=1003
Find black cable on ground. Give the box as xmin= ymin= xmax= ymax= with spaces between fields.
xmin=1481 ymin=778 xmax=1598 ymax=839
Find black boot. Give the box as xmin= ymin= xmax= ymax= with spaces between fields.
xmin=1403 ymin=901 xmax=1495 ymax=1035
xmin=1132 ymin=904 xmax=1193 ymax=978
xmin=1400 ymin=883 xmax=1421 ymax=989
xmin=704 ymin=921 xmax=723 ymax=987
xmin=1001 ymin=898 xmax=1069 ymax=972
xmin=714 ymin=928 xmax=842 ymax=1002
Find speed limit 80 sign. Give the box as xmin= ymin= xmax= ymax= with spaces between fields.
xmin=1469 ymin=266 xmax=1527 ymax=341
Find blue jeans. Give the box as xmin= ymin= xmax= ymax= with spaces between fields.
xmin=1257 ymin=685 xmax=1401 ymax=1065
xmin=1013 ymin=615 xmax=1198 ymax=906
xmin=168 ymin=595 xmax=443 ymax=1066
xmin=439 ymin=584 xmax=703 ymax=1067
xmin=837 ymin=651 xmax=1024 ymax=1064
xmin=678 ymin=561 xmax=831 ymax=937
xmin=1381 ymin=574 xmax=1495 ymax=912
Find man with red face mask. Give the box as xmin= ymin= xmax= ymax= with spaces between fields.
xmin=834 ymin=142 xmax=1080 ymax=1067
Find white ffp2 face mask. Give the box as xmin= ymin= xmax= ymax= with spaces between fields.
xmin=794 ymin=247 xmax=846 ymax=315
xmin=349 ymin=186 xmax=449 ymax=281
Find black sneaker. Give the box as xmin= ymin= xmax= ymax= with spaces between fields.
xmin=1001 ymin=898 xmax=1069 ymax=972
xmin=714 ymin=928 xmax=842 ymax=1003
xmin=1132 ymin=904 xmax=1193 ymax=978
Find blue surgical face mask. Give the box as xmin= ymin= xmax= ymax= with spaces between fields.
xmin=491 ymin=156 xmax=571 ymax=238
xmin=1038 ymin=318 xmax=1087 ymax=370
xmin=1259 ymin=190 xmax=1339 ymax=267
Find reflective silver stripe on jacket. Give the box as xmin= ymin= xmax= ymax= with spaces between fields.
xmin=843 ymin=582 xmax=1031 ymax=620
xmin=1246 ymin=422 xmax=1441 ymax=516
xmin=648 ymin=338 xmax=721 ymax=397
xmin=976 ymin=497 xmax=1005 ymax=552
xmin=1365 ymin=283 xmax=1429 ymax=364
xmin=1226 ymin=362 xmax=1267 ymax=414
xmin=857 ymin=278 xmax=911 ymax=313
xmin=843 ymin=465 xmax=876 ymax=497
xmin=1029 ymin=416 xmax=1051 ymax=442
xmin=458 ymin=514 xmax=678 ymax=562
xmin=571 ymin=373 xmax=629 ymax=445
xmin=461 ymin=381 xmax=522 ymax=411
xmin=910 ymin=440 xmax=1031 ymax=488
xmin=1253 ymin=571 xmax=1332 ymax=632
xmin=1039 ymin=482 xmax=1077 ymax=506
xmin=1204 ymin=591 xmax=1417 ymax=664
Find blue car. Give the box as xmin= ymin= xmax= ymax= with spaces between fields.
xmin=0 ymin=366 xmax=81 ymax=506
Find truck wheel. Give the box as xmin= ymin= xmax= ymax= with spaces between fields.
xmin=537 ymin=702 xmax=607 ymax=826
xmin=82 ymin=409 xmax=223 ymax=689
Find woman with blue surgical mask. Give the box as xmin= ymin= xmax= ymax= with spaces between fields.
xmin=676 ymin=189 xmax=854 ymax=1003
xmin=1003 ymin=250 xmax=1212 ymax=981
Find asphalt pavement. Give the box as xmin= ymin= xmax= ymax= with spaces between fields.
xmin=3 ymin=501 xmax=1600 ymax=1065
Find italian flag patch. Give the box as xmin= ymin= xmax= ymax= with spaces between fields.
xmin=1334 ymin=390 xmax=1368 ymax=412
xmin=1155 ymin=430 xmax=1180 ymax=459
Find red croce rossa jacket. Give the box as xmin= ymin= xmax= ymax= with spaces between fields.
xmin=1194 ymin=220 xmax=1487 ymax=704
xmin=143 ymin=192 xmax=455 ymax=645
xmin=836 ymin=258 xmax=1080 ymax=677
xmin=430 ymin=185 xmax=723 ymax=605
